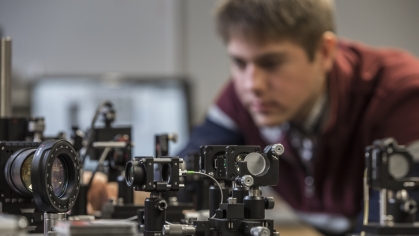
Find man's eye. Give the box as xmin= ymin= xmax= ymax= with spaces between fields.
xmin=259 ymin=61 xmax=281 ymax=70
xmin=233 ymin=59 xmax=246 ymax=70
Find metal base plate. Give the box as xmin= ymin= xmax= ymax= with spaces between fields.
xmin=363 ymin=222 xmax=419 ymax=235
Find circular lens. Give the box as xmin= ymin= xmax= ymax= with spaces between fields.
xmin=31 ymin=139 xmax=81 ymax=213
xmin=128 ymin=164 xmax=134 ymax=185
xmin=244 ymin=153 xmax=267 ymax=176
xmin=21 ymin=154 xmax=33 ymax=192
xmin=389 ymin=153 xmax=410 ymax=179
xmin=50 ymin=157 xmax=68 ymax=197
xmin=161 ymin=164 xmax=171 ymax=183
xmin=5 ymin=148 xmax=37 ymax=196
xmin=125 ymin=160 xmax=145 ymax=187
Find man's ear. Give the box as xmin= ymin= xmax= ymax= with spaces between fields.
xmin=317 ymin=31 xmax=338 ymax=72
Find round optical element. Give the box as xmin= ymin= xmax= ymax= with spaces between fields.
xmin=244 ymin=153 xmax=267 ymax=176
xmin=161 ymin=164 xmax=171 ymax=183
xmin=125 ymin=162 xmax=135 ymax=186
xmin=4 ymin=148 xmax=37 ymax=196
xmin=51 ymin=157 xmax=68 ymax=197
xmin=21 ymin=154 xmax=33 ymax=192
xmin=31 ymin=139 xmax=81 ymax=213
xmin=389 ymin=153 xmax=410 ymax=179
xmin=124 ymin=160 xmax=145 ymax=187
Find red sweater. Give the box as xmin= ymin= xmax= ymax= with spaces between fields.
xmin=215 ymin=40 xmax=419 ymax=218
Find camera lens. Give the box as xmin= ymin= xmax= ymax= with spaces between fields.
xmin=4 ymin=148 xmax=37 ymax=196
xmin=3 ymin=140 xmax=80 ymax=214
xmin=31 ymin=139 xmax=81 ymax=213
xmin=125 ymin=159 xmax=145 ymax=187
xmin=51 ymin=156 xmax=68 ymax=197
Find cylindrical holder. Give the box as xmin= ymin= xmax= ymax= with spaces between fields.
xmin=195 ymin=179 xmax=210 ymax=210
xmin=244 ymin=196 xmax=265 ymax=219
xmin=380 ymin=188 xmax=392 ymax=225
xmin=0 ymin=37 xmax=12 ymax=118
xmin=44 ymin=212 xmax=66 ymax=236
xmin=209 ymin=184 xmax=229 ymax=217
xmin=232 ymin=186 xmax=249 ymax=203
xmin=144 ymin=193 xmax=167 ymax=236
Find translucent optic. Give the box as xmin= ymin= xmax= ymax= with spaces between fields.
xmin=244 ymin=153 xmax=267 ymax=176
xmin=129 ymin=165 xmax=134 ymax=185
xmin=21 ymin=154 xmax=33 ymax=192
xmin=51 ymin=157 xmax=68 ymax=197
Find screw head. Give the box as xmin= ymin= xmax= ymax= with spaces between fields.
xmin=271 ymin=144 xmax=284 ymax=156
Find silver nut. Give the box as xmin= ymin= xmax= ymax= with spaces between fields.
xmin=241 ymin=175 xmax=254 ymax=187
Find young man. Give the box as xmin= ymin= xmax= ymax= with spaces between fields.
xmin=179 ymin=0 xmax=419 ymax=235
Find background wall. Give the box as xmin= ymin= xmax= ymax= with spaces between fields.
xmin=0 ymin=0 xmax=419 ymax=125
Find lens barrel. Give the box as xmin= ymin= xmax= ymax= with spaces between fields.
xmin=4 ymin=148 xmax=36 ymax=196
xmin=125 ymin=160 xmax=145 ymax=187
xmin=31 ymin=139 xmax=81 ymax=213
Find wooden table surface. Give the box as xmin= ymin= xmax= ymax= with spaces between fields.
xmin=275 ymin=224 xmax=323 ymax=236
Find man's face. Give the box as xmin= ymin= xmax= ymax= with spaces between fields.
xmin=227 ymin=37 xmax=328 ymax=127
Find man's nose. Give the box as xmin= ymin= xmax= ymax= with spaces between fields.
xmin=244 ymin=64 xmax=268 ymax=93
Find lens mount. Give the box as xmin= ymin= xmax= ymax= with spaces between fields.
xmin=4 ymin=148 xmax=36 ymax=196
xmin=31 ymin=140 xmax=81 ymax=213
xmin=125 ymin=160 xmax=145 ymax=187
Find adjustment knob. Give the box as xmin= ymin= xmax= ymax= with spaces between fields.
xmin=240 ymin=175 xmax=254 ymax=187
xmin=402 ymin=199 xmax=417 ymax=215
xmin=271 ymin=144 xmax=284 ymax=156
xmin=168 ymin=133 xmax=178 ymax=143
xmin=250 ymin=226 xmax=270 ymax=236
xmin=265 ymin=197 xmax=275 ymax=210
xmin=156 ymin=199 xmax=168 ymax=211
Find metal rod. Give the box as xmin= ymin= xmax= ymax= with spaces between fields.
xmin=44 ymin=212 xmax=66 ymax=236
xmin=363 ymin=168 xmax=369 ymax=225
xmin=380 ymin=188 xmax=389 ymax=225
xmin=152 ymin=158 xmax=183 ymax=163
xmin=92 ymin=141 xmax=129 ymax=148
xmin=0 ymin=37 xmax=12 ymax=117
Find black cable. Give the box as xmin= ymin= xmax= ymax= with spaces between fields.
xmin=87 ymin=147 xmax=111 ymax=191
xmin=80 ymin=100 xmax=113 ymax=167
xmin=184 ymin=171 xmax=223 ymax=218
xmin=82 ymin=101 xmax=113 ymax=196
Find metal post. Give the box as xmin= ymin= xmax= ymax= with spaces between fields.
xmin=44 ymin=212 xmax=66 ymax=236
xmin=380 ymin=188 xmax=393 ymax=225
xmin=0 ymin=37 xmax=12 ymax=117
